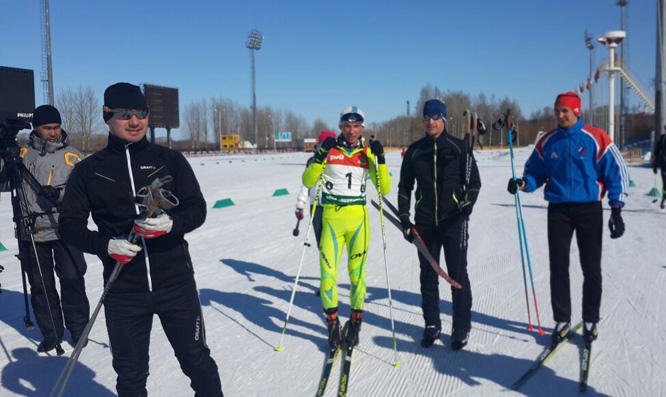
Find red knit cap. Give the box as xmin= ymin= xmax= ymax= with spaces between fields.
xmin=554 ymin=92 xmax=581 ymax=116
xmin=318 ymin=131 xmax=336 ymax=143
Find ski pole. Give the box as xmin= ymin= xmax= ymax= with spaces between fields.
xmin=506 ymin=111 xmax=544 ymax=335
xmin=653 ymin=174 xmax=659 ymax=204
xmin=276 ymin=168 xmax=325 ymax=351
xmin=504 ymin=110 xmax=532 ymax=331
xmin=292 ymin=218 xmax=301 ymax=237
xmin=374 ymin=155 xmax=400 ymax=368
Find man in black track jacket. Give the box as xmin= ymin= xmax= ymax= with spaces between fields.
xmin=59 ymin=83 xmax=223 ymax=397
xmin=398 ymin=99 xmax=481 ymax=351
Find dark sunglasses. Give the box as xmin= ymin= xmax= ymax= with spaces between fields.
xmin=112 ymin=108 xmax=150 ymax=120
xmin=340 ymin=113 xmax=364 ymax=124
xmin=423 ymin=114 xmax=444 ymax=121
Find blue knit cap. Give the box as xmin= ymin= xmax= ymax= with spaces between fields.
xmin=423 ymin=99 xmax=447 ymax=122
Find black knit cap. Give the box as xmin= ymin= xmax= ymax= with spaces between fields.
xmin=33 ymin=105 xmax=62 ymax=127
xmin=104 ymin=82 xmax=148 ymax=110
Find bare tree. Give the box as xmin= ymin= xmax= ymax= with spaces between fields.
xmin=56 ymin=85 xmax=100 ymax=151
xmin=311 ymin=118 xmax=333 ymax=137
xmin=184 ymin=100 xmax=208 ymax=150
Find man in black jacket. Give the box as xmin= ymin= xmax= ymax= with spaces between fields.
xmin=59 ymin=83 xmax=223 ymax=396
xmin=398 ymin=99 xmax=481 ymax=350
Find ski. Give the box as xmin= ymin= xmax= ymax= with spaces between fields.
xmin=579 ymin=341 xmax=592 ymax=392
xmin=371 ymin=199 xmax=462 ymax=288
xmin=337 ymin=346 xmax=354 ymax=397
xmin=510 ymin=322 xmax=583 ymax=391
xmin=315 ymin=346 xmax=340 ymax=396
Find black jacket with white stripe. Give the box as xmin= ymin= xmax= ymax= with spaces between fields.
xmin=59 ymin=134 xmax=206 ymax=293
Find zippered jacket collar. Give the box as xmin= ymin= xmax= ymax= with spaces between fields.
xmin=557 ymin=119 xmax=584 ymax=137
xmin=28 ymin=129 xmax=70 ymax=155
xmin=106 ymin=132 xmax=150 ymax=154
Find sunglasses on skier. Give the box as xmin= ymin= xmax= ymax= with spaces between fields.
xmin=423 ymin=114 xmax=444 ymax=121
xmin=111 ymin=108 xmax=150 ymax=120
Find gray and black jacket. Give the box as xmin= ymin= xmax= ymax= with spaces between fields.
xmin=0 ymin=130 xmax=83 ymax=242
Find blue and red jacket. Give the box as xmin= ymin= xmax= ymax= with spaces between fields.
xmin=522 ymin=119 xmax=628 ymax=208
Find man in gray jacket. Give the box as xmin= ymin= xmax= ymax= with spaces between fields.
xmin=3 ymin=105 xmax=90 ymax=353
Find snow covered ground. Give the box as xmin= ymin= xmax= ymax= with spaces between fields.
xmin=0 ymin=147 xmax=664 ymax=396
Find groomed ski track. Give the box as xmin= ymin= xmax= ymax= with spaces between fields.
xmin=0 ymin=147 xmax=664 ymax=396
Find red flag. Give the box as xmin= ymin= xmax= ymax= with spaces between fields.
xmin=594 ymin=69 xmax=600 ymax=82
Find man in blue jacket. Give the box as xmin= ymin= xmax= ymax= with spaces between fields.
xmin=507 ymin=92 xmax=628 ymax=345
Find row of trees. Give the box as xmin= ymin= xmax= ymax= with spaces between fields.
xmin=47 ymin=84 xmax=653 ymax=152
xmin=182 ymin=83 xmax=526 ymax=150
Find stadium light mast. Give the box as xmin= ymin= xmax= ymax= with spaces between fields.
xmin=584 ymin=31 xmax=595 ymax=125
xmin=246 ymin=29 xmax=263 ymax=151
xmin=617 ymin=0 xmax=628 ymax=149
xmin=657 ymin=0 xmax=666 ymax=150
xmin=598 ymin=30 xmax=626 ymax=142
xmin=40 ymin=0 xmax=54 ymax=105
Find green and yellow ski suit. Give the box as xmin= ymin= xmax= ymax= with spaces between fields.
xmin=302 ymin=144 xmax=391 ymax=310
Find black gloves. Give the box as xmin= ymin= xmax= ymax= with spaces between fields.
xmin=314 ymin=136 xmax=337 ymax=163
xmin=39 ymin=186 xmax=61 ymax=204
xmin=507 ymin=178 xmax=526 ymax=195
xmin=400 ymin=218 xmax=415 ymax=243
xmin=608 ymin=206 xmax=625 ymax=239
xmin=369 ymin=140 xmax=385 ymax=164
xmin=458 ymin=200 xmax=473 ymax=218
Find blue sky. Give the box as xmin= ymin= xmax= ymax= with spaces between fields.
xmin=0 ymin=0 xmax=657 ymax=138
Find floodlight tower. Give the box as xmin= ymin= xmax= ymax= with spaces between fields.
xmin=246 ymin=29 xmax=263 ymax=151
xmin=598 ymin=30 xmax=626 ymax=142
xmin=657 ymin=0 xmax=666 ymax=147
xmin=584 ymin=31 xmax=595 ymax=125
xmin=40 ymin=0 xmax=54 ymax=105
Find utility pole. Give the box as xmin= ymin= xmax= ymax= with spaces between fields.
xmin=617 ymin=0 xmax=628 ymax=149
xmin=585 ymin=31 xmax=595 ymax=126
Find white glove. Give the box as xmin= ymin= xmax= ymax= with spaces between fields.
xmin=108 ymin=239 xmax=142 ymax=264
xmin=134 ymin=213 xmax=173 ymax=239
xmin=296 ymin=201 xmax=306 ymax=210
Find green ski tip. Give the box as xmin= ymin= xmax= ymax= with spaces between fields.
xmin=275 ymin=346 xmax=283 ymax=352
xmin=394 ymin=362 xmax=400 ymax=368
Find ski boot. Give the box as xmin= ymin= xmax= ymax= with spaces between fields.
xmin=344 ymin=310 xmax=363 ymax=348
xmin=37 ymin=340 xmax=57 ymax=353
xmin=583 ymin=322 xmax=598 ymax=342
xmin=661 ymin=196 xmax=666 ymax=210
xmin=451 ymin=332 xmax=470 ymax=351
xmin=325 ymin=308 xmax=341 ymax=350
xmin=420 ymin=325 xmax=441 ymax=348
xmin=551 ymin=322 xmax=571 ymax=344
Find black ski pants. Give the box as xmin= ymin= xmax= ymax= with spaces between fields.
xmin=104 ymin=279 xmax=223 ymax=397
xmin=24 ymin=239 xmax=89 ymax=344
xmin=311 ymin=204 xmax=323 ymax=247
xmin=547 ymin=202 xmax=603 ymax=323
xmin=416 ymin=214 xmax=472 ymax=338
